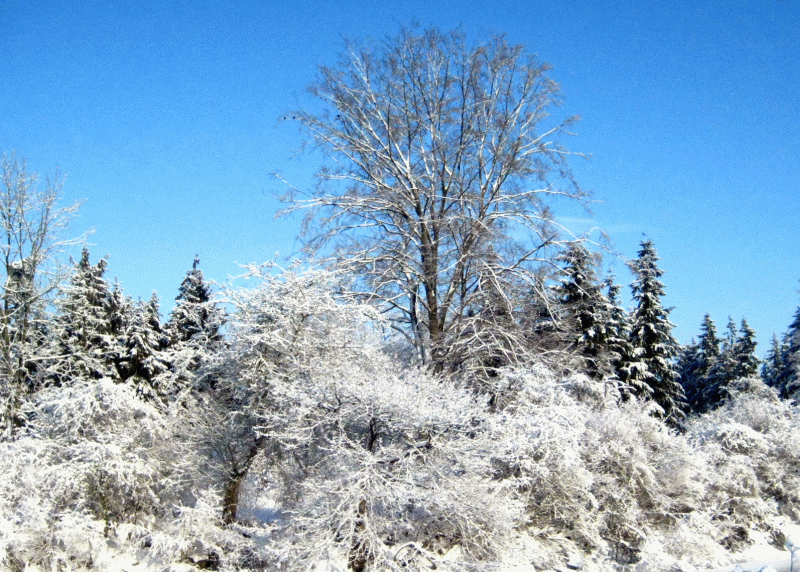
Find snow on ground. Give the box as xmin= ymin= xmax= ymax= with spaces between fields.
xmin=712 ymin=519 xmax=800 ymax=572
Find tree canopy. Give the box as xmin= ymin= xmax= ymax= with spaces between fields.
xmin=285 ymin=26 xmax=587 ymax=372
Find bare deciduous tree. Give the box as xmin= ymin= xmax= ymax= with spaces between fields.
xmin=283 ymin=26 xmax=588 ymax=372
xmin=0 ymin=151 xmax=84 ymax=439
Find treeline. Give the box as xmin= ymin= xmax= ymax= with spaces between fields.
xmin=7 ymin=217 xmax=798 ymax=439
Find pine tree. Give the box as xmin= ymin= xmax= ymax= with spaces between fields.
xmin=51 ymin=247 xmax=123 ymax=383
xmin=551 ymin=243 xmax=609 ymax=378
xmin=761 ymin=334 xmax=785 ymax=388
xmin=679 ymin=314 xmax=722 ymax=413
xmin=676 ymin=340 xmax=701 ymax=412
xmin=709 ymin=317 xmax=739 ymax=380
xmin=772 ymin=307 xmax=800 ymax=400
xmin=117 ymin=293 xmax=171 ymax=401
xmin=704 ymin=316 xmax=753 ymax=404
xmin=698 ymin=314 xmax=721 ymax=372
xmin=164 ymin=257 xmax=226 ymax=391
xmin=166 ymin=256 xmax=224 ymax=346
xmin=626 ymin=240 xmax=684 ymax=419
xmin=603 ymin=277 xmax=636 ymax=385
xmin=730 ymin=319 xmax=759 ymax=380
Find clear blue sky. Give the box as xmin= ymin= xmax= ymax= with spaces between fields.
xmin=2 ymin=0 xmax=798 ymax=354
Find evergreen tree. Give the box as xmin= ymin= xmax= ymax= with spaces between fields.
xmin=676 ymin=340 xmax=702 ymax=413
xmin=164 ymin=257 xmax=226 ymax=391
xmin=551 ymin=243 xmax=609 ymax=378
xmin=626 ymin=240 xmax=684 ymax=419
xmin=698 ymin=314 xmax=721 ymax=372
xmin=51 ymin=248 xmax=123 ymax=383
xmin=761 ymin=334 xmax=785 ymax=388
xmin=685 ymin=315 xmax=761 ymax=414
xmin=603 ymin=277 xmax=636 ymax=385
xmin=679 ymin=315 xmax=758 ymax=414
xmin=117 ymin=293 xmax=170 ymax=401
xmin=704 ymin=316 xmax=756 ymax=405
xmin=771 ymin=307 xmax=800 ymax=400
xmin=708 ymin=317 xmax=738 ymax=379
xmin=679 ymin=314 xmax=722 ymax=414
xmin=730 ymin=319 xmax=759 ymax=380
xmin=166 ymin=256 xmax=224 ymax=346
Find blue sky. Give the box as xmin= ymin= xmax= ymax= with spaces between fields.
xmin=1 ymin=0 xmax=798 ymax=354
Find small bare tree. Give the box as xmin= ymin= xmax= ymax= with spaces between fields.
xmin=283 ymin=26 xmax=588 ymax=373
xmin=0 ymin=151 xmax=84 ymax=439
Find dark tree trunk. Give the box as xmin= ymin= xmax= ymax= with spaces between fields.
xmin=221 ymin=436 xmax=267 ymax=525
xmin=222 ymin=469 xmax=246 ymax=525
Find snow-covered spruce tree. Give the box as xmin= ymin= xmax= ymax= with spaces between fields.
xmin=602 ymin=276 xmax=635 ymax=386
xmin=551 ymin=243 xmax=611 ymax=379
xmin=697 ymin=313 xmax=721 ymax=374
xmin=626 ymin=240 xmax=684 ymax=420
xmin=676 ymin=342 xmax=702 ymax=415
xmin=116 ymin=293 xmax=171 ymax=401
xmin=679 ymin=314 xmax=721 ymax=414
xmin=761 ymin=333 xmax=785 ymax=389
xmin=730 ymin=319 xmax=759 ymax=380
xmin=164 ymin=256 xmax=226 ymax=392
xmin=705 ymin=317 xmax=739 ymax=386
xmin=167 ymin=256 xmax=224 ymax=347
xmin=698 ymin=317 xmax=760 ymax=410
xmin=50 ymin=247 xmax=123 ymax=384
xmin=770 ymin=307 xmax=800 ymax=400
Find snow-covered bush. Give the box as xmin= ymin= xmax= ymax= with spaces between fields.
xmin=581 ymin=400 xmax=702 ymax=561
xmin=265 ymin=367 xmax=523 ymax=571
xmin=487 ymin=367 xmax=705 ymax=567
xmin=688 ymin=377 xmax=800 ymax=546
xmin=216 ymin=265 xmax=524 ymax=570
xmin=0 ymin=379 xmax=202 ymax=570
xmin=488 ymin=368 xmax=598 ymax=550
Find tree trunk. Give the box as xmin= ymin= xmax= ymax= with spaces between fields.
xmin=221 ymin=436 xmax=267 ymax=525
xmin=222 ymin=469 xmax=246 ymax=525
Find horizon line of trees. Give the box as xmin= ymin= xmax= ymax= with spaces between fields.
xmin=2 ymin=211 xmax=799 ymax=431
xmin=2 ymin=141 xmax=799 ymax=440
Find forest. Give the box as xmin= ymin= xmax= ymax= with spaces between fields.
xmin=2 ymin=27 xmax=800 ymax=572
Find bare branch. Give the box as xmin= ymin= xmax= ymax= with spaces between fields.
xmin=281 ymin=26 xmax=589 ymax=374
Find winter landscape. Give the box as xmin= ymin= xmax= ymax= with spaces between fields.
xmin=2 ymin=11 xmax=800 ymax=572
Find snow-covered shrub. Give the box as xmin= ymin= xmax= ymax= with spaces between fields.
xmin=488 ymin=368 xmax=598 ymax=549
xmin=688 ymin=377 xmax=800 ymax=545
xmin=486 ymin=367 xmax=705 ymax=567
xmin=581 ymin=400 xmax=702 ymax=561
xmin=259 ymin=379 xmax=516 ymax=568
xmin=0 ymin=378 xmax=200 ymax=570
xmin=214 ymin=265 xmax=525 ymax=570
xmin=263 ymin=365 xmax=523 ymax=571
